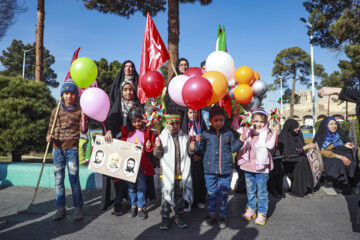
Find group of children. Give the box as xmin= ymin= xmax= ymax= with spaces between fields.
xmin=46 ymin=80 xmax=280 ymax=229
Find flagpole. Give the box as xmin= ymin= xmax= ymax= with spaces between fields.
xmin=168 ymin=58 xmax=178 ymax=76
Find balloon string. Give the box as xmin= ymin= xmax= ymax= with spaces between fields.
xmin=193 ymin=109 xmax=200 ymax=134
xmin=102 ymin=122 xmax=107 ymax=133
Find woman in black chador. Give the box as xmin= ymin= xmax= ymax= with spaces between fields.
xmin=278 ymin=119 xmax=316 ymax=197
xmin=313 ymin=117 xmax=359 ymax=195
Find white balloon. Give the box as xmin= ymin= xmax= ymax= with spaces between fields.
xmin=168 ymin=75 xmax=190 ymax=106
xmin=229 ymin=87 xmax=236 ymax=99
xmin=252 ymin=80 xmax=268 ymax=96
xmin=228 ymin=78 xmax=236 ymax=87
xmin=206 ymin=51 xmax=235 ymax=82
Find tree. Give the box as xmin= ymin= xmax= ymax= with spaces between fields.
xmin=277 ymin=89 xmax=300 ymax=105
xmin=0 ymin=0 xmax=26 ymax=41
xmin=0 ymin=39 xmax=58 ymax=87
xmin=81 ymin=0 xmax=212 ymax=81
xmin=0 ymin=75 xmax=56 ymax=162
xmin=269 ymin=47 xmax=325 ymax=118
xmin=35 ymin=0 xmax=45 ymax=83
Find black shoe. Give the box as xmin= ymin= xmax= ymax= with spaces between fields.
xmin=351 ymin=186 xmax=360 ymax=195
xmin=128 ymin=207 xmax=137 ymax=218
xmin=218 ymin=216 xmax=228 ymax=229
xmin=201 ymin=215 xmax=217 ymax=226
xmin=160 ymin=218 xmax=170 ymax=230
xmin=52 ymin=207 xmax=66 ymax=221
xmin=112 ymin=203 xmax=124 ymax=216
xmin=175 ymin=214 xmax=188 ymax=228
xmin=138 ymin=209 xmax=148 ymax=220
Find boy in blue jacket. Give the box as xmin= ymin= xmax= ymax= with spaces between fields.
xmin=196 ymin=106 xmax=243 ymax=229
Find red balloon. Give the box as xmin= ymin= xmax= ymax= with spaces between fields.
xmin=140 ymin=71 xmax=165 ymax=98
xmin=184 ymin=67 xmax=204 ymax=78
xmin=182 ymin=76 xmax=213 ymax=109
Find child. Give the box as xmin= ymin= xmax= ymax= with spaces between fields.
xmin=119 ymin=107 xmax=155 ymax=220
xmin=46 ymin=79 xmax=88 ymax=221
xmin=197 ymin=106 xmax=243 ymax=229
xmin=153 ymin=110 xmax=196 ymax=230
xmin=185 ymin=109 xmax=207 ymax=211
xmin=234 ymin=108 xmax=279 ymax=225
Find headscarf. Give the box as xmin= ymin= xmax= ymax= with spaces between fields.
xmin=170 ymin=58 xmax=189 ymax=79
xmin=313 ymin=117 xmax=349 ymax=149
xmin=278 ymin=119 xmax=305 ymax=157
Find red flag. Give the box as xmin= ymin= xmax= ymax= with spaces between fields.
xmin=219 ymin=93 xmax=232 ymax=117
xmin=138 ymin=13 xmax=170 ymax=104
xmin=65 ymin=47 xmax=81 ymax=81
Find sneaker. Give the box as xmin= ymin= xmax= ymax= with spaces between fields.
xmin=73 ymin=206 xmax=84 ymax=221
xmin=160 ymin=218 xmax=170 ymax=230
xmin=197 ymin=203 xmax=206 ymax=209
xmin=52 ymin=206 xmax=66 ymax=221
xmin=175 ymin=214 xmax=188 ymax=228
xmin=218 ymin=216 xmax=227 ymax=229
xmin=138 ymin=208 xmax=148 ymax=220
xmin=242 ymin=207 xmax=256 ymax=221
xmin=255 ymin=213 xmax=267 ymax=225
xmin=201 ymin=215 xmax=217 ymax=226
xmin=112 ymin=203 xmax=124 ymax=216
xmin=183 ymin=206 xmax=191 ymax=212
xmin=322 ymin=186 xmax=338 ymax=196
xmin=128 ymin=207 xmax=137 ymax=218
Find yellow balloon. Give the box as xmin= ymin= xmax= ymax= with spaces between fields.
xmin=202 ymin=71 xmax=228 ymax=105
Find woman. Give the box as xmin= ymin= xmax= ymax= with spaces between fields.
xmin=313 ymin=117 xmax=359 ymax=195
xmin=164 ymin=58 xmax=189 ymax=132
xmin=101 ymin=61 xmax=156 ymax=214
xmin=278 ymin=119 xmax=316 ymax=197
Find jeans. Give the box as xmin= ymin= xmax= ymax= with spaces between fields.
xmin=204 ymin=174 xmax=232 ymax=217
xmin=244 ymin=171 xmax=269 ymax=214
xmin=202 ymin=110 xmax=210 ymax=129
xmin=128 ymin=169 xmax=147 ymax=208
xmin=53 ymin=148 xmax=83 ymax=207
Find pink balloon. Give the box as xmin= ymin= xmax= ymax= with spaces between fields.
xmin=80 ymin=87 xmax=110 ymax=122
xmin=168 ymin=75 xmax=190 ymax=106
xmin=78 ymin=80 xmax=98 ymax=97
xmin=184 ymin=67 xmax=203 ymax=78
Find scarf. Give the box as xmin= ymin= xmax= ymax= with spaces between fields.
xmin=322 ymin=117 xmax=343 ymax=149
xmin=60 ymin=100 xmax=78 ymax=112
xmin=158 ymin=127 xmax=193 ymax=206
xmin=278 ymin=119 xmax=306 ymax=157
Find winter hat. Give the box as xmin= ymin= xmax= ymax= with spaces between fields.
xmin=61 ymin=78 xmax=79 ymax=98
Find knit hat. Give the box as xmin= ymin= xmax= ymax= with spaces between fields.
xmin=61 ymin=79 xmax=79 ymax=98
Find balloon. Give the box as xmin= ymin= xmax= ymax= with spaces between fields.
xmin=78 ymin=80 xmax=98 ymax=97
xmin=250 ymin=71 xmax=260 ymax=86
xmin=234 ymin=84 xmax=253 ymax=104
xmin=228 ymin=78 xmax=236 ymax=87
xmin=229 ymin=87 xmax=236 ymax=99
xmin=252 ymin=80 xmax=268 ymax=96
xmin=80 ymin=87 xmax=110 ymax=122
xmin=235 ymin=66 xmax=255 ymax=85
xmin=242 ymin=96 xmax=261 ymax=111
xmin=184 ymin=67 xmax=203 ymax=78
xmin=70 ymin=57 xmax=98 ymax=89
xmin=168 ymin=75 xmax=190 ymax=106
xmin=140 ymin=71 xmax=165 ymax=98
xmin=202 ymin=71 xmax=228 ymax=105
xmin=182 ymin=76 xmax=213 ymax=109
xmin=206 ymin=51 xmax=235 ymax=82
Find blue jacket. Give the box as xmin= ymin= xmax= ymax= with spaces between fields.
xmin=198 ymin=126 xmax=243 ymax=175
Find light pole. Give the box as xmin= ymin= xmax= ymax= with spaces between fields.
xmin=22 ymin=49 xmax=32 ymax=80
xmin=300 ymin=17 xmax=316 ymax=137
xmin=279 ymin=75 xmax=284 ymax=127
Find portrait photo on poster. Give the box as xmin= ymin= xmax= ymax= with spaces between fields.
xmin=107 ymin=153 xmax=121 ymax=173
xmin=123 ymin=157 xmax=137 ymax=177
xmin=93 ymin=149 xmax=105 ymax=168
xmin=134 ymin=145 xmax=142 ymax=155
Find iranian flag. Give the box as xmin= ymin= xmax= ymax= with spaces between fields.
xmin=216 ymin=24 xmax=227 ymax=52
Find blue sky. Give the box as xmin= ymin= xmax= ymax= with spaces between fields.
xmin=0 ymin=0 xmax=345 ymax=110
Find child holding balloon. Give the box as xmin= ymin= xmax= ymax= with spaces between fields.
xmin=46 ymin=80 xmax=88 ymax=221
xmin=233 ymin=108 xmax=279 ymax=225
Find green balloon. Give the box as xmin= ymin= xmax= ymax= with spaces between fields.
xmin=70 ymin=57 xmax=98 ymax=88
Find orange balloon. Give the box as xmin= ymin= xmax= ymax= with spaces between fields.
xmin=202 ymin=71 xmax=228 ymax=105
xmin=250 ymin=71 xmax=260 ymax=86
xmin=235 ymin=66 xmax=255 ymax=85
xmin=234 ymin=84 xmax=253 ymax=104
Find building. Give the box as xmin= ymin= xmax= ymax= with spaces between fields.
xmin=281 ymin=90 xmax=356 ymax=125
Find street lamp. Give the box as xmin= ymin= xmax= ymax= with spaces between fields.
xmin=22 ymin=49 xmax=32 ymax=80
xmin=300 ymin=17 xmax=316 ymax=137
xmin=279 ymin=75 xmax=284 ymax=127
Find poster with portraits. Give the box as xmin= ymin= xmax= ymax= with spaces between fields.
xmin=88 ymin=135 xmax=142 ymax=183
xmin=307 ymin=142 xmax=324 ymax=187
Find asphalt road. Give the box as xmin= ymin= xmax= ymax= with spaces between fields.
xmin=0 ymin=186 xmax=359 ymax=240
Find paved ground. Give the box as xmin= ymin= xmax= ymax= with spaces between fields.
xmin=0 ymin=186 xmax=359 ymax=240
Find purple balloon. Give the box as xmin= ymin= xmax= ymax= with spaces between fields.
xmin=168 ymin=75 xmax=190 ymax=106
xmin=80 ymin=87 xmax=110 ymax=122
